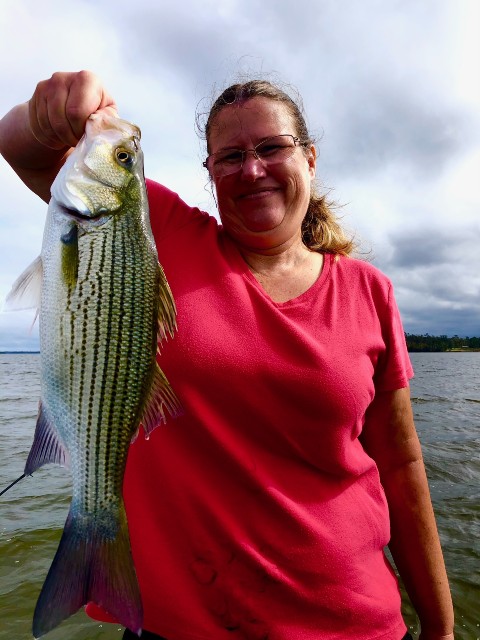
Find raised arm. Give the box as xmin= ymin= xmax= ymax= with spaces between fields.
xmin=360 ymin=387 xmax=454 ymax=640
xmin=0 ymin=70 xmax=117 ymax=203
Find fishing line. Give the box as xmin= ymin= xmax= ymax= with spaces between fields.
xmin=0 ymin=473 xmax=27 ymax=497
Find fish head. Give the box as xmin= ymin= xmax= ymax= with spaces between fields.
xmin=51 ymin=111 xmax=143 ymax=226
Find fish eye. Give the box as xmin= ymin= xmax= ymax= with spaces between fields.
xmin=116 ymin=149 xmax=134 ymax=168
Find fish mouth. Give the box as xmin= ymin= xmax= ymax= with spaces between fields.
xmin=69 ymin=208 xmax=107 ymax=221
xmin=57 ymin=203 xmax=110 ymax=225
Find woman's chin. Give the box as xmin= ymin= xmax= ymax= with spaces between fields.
xmin=237 ymin=207 xmax=285 ymax=233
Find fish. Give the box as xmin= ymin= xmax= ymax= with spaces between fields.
xmin=6 ymin=111 xmax=182 ymax=638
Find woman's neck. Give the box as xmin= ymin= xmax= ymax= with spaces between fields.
xmin=238 ymin=240 xmax=324 ymax=303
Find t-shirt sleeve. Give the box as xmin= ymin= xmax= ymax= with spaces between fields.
xmin=373 ymin=282 xmax=414 ymax=392
xmin=146 ymin=178 xmax=210 ymax=245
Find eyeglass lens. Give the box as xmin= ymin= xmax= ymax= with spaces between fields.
xmin=206 ymin=135 xmax=299 ymax=177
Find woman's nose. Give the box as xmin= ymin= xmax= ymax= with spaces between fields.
xmin=240 ymin=150 xmax=267 ymax=180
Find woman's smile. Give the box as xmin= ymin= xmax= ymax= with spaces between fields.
xmin=235 ymin=186 xmax=280 ymax=201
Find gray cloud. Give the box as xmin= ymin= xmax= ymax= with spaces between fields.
xmin=373 ymin=226 xmax=480 ymax=335
xmin=0 ymin=0 xmax=478 ymax=344
xmin=324 ymin=87 xmax=467 ymax=179
xmin=401 ymin=305 xmax=480 ymax=338
xmin=388 ymin=228 xmax=480 ymax=269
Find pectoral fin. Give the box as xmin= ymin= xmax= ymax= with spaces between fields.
xmin=4 ymin=256 xmax=43 ymax=312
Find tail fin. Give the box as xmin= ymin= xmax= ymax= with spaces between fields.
xmin=32 ymin=502 xmax=142 ymax=638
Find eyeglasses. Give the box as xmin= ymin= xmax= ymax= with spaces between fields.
xmin=203 ymin=134 xmax=308 ymax=178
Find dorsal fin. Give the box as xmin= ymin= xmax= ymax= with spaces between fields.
xmin=156 ymin=264 xmax=177 ymax=342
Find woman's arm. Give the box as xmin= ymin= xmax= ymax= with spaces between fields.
xmin=0 ymin=70 xmax=116 ymax=202
xmin=360 ymin=386 xmax=454 ymax=640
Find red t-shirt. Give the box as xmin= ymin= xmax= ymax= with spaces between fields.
xmin=90 ymin=180 xmax=413 ymax=639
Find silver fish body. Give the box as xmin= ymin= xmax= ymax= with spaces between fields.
xmin=7 ymin=112 xmax=180 ymax=638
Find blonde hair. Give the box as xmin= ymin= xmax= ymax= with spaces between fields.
xmin=200 ymin=80 xmax=355 ymax=256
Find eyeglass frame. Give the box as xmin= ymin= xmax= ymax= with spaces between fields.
xmin=202 ymin=134 xmax=310 ymax=177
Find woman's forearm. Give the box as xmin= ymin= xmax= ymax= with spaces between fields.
xmin=382 ymin=456 xmax=454 ymax=639
xmin=361 ymin=388 xmax=454 ymax=639
xmin=0 ymin=102 xmax=70 ymax=202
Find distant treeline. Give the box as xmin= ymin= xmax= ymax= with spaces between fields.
xmin=405 ymin=334 xmax=480 ymax=352
xmin=3 ymin=338 xmax=480 ymax=355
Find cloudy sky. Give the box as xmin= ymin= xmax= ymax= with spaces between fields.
xmin=0 ymin=0 xmax=479 ymax=350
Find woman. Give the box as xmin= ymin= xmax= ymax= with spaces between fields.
xmin=0 ymin=71 xmax=454 ymax=640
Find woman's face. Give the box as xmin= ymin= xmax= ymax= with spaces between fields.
xmin=207 ymin=97 xmax=316 ymax=253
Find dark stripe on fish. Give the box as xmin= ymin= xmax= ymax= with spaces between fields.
xmin=100 ymin=214 xmax=127 ymax=508
xmin=102 ymin=216 xmax=123 ymax=505
xmin=89 ymin=231 xmax=107 ymax=511
xmin=108 ymin=214 xmax=137 ymax=485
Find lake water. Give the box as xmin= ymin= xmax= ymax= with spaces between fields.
xmin=0 ymin=353 xmax=478 ymax=639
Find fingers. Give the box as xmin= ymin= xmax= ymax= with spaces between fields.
xmin=28 ymin=70 xmax=118 ymax=150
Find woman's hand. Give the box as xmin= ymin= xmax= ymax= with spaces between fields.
xmin=0 ymin=70 xmax=118 ymax=202
xmin=28 ymin=70 xmax=117 ymax=150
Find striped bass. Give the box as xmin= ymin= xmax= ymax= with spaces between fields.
xmin=6 ymin=111 xmax=181 ymax=638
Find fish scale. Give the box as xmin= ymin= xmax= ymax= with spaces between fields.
xmin=6 ymin=111 xmax=182 ymax=638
